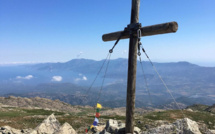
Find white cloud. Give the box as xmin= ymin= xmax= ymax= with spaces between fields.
xmin=16 ymin=75 xmax=34 ymax=80
xmin=75 ymin=75 xmax=87 ymax=82
xmin=83 ymin=76 xmax=87 ymax=80
xmin=51 ymin=76 xmax=63 ymax=82
xmin=25 ymin=75 xmax=33 ymax=79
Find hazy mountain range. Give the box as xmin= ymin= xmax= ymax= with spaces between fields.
xmin=0 ymin=58 xmax=215 ymax=108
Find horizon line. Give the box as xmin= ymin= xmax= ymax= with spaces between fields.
xmin=0 ymin=58 xmax=214 ymax=67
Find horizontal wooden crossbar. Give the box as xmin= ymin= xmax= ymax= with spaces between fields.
xmin=102 ymin=21 xmax=178 ymax=42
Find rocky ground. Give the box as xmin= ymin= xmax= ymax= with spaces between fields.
xmin=1 ymin=96 xmax=215 ymax=134
xmin=1 ymin=114 xmax=215 ymax=134
xmin=0 ymin=114 xmax=76 ymax=134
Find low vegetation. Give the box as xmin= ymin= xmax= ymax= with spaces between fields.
xmin=1 ymin=105 xmax=215 ymax=133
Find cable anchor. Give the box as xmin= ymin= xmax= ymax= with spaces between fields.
xmin=109 ymin=49 xmax=113 ymax=53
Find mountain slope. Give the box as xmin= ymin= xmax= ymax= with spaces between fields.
xmin=0 ymin=96 xmax=80 ymax=113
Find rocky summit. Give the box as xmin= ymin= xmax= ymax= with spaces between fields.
xmin=0 ymin=114 xmax=215 ymax=134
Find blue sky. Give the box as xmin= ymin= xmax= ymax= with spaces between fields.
xmin=0 ymin=0 xmax=215 ymax=66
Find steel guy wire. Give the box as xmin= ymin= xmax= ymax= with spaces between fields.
xmin=141 ymin=45 xmax=186 ymax=118
xmin=138 ymin=55 xmax=153 ymax=106
xmin=78 ymin=52 xmax=110 ymax=105
xmin=96 ymin=53 xmax=111 ymax=103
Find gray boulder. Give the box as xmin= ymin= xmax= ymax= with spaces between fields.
xmin=101 ymin=119 xmax=141 ymax=134
xmin=0 ymin=126 xmax=23 ymax=134
xmin=141 ymin=118 xmax=202 ymax=134
xmin=105 ymin=119 xmax=125 ymax=133
xmin=34 ymin=114 xmax=60 ymax=134
xmin=174 ymin=118 xmax=201 ymax=134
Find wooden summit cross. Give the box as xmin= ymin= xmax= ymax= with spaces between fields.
xmin=102 ymin=0 xmax=178 ymax=133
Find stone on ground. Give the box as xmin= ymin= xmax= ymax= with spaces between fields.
xmin=34 ymin=113 xmax=60 ymax=134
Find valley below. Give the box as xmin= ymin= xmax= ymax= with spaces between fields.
xmin=0 ymin=58 xmax=215 ymax=109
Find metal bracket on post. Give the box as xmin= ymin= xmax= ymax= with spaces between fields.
xmin=125 ymin=23 xmax=142 ymax=36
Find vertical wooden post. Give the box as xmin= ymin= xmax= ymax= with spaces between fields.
xmin=126 ymin=0 xmax=140 ymax=133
